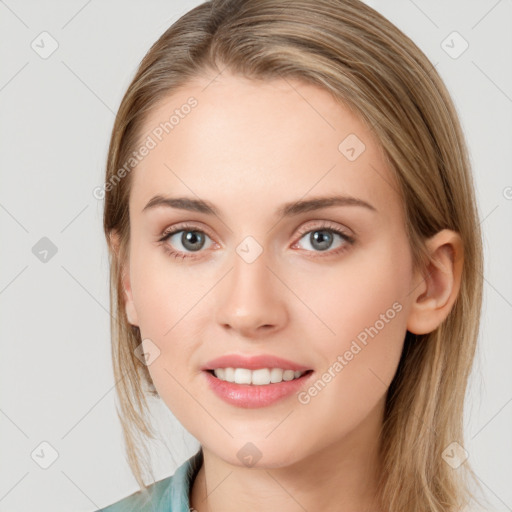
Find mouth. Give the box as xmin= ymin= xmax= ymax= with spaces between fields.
xmin=201 ymin=353 xmax=314 ymax=407
xmin=202 ymin=367 xmax=315 ymax=408
xmin=205 ymin=368 xmax=314 ymax=385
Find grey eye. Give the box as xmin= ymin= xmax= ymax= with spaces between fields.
xmin=168 ymin=230 xmax=213 ymax=252
xmin=297 ymin=229 xmax=346 ymax=252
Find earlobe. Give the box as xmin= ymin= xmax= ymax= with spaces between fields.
xmin=109 ymin=230 xmax=139 ymax=327
xmin=406 ymin=229 xmax=463 ymax=335
xmin=121 ymin=267 xmax=139 ymax=326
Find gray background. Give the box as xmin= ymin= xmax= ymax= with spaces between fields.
xmin=0 ymin=1 xmax=510 ymax=510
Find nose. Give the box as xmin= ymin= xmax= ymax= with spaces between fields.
xmin=215 ymin=249 xmax=288 ymax=339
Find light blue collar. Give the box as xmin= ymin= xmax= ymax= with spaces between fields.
xmin=162 ymin=447 xmax=203 ymax=511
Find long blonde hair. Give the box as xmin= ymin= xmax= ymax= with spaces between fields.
xmin=102 ymin=1 xmax=485 ymax=510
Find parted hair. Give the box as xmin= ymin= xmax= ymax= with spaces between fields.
xmin=103 ymin=1 xmax=485 ymax=510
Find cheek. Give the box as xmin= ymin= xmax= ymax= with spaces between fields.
xmin=295 ymin=240 xmax=412 ymax=387
xmin=128 ymin=247 xmax=209 ymax=390
xmin=129 ymin=244 xmax=207 ymax=337
xmin=298 ymin=241 xmax=411 ymax=336
xmin=289 ymin=266 xmax=408 ymax=442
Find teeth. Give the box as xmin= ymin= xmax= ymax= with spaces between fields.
xmin=212 ymin=367 xmax=306 ymax=385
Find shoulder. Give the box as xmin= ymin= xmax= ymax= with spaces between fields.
xmin=93 ymin=448 xmax=203 ymax=512
xmin=95 ymin=476 xmax=173 ymax=512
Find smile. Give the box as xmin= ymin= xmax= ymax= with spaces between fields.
xmin=203 ymin=368 xmax=314 ymax=408
xmin=209 ymin=367 xmax=308 ymax=385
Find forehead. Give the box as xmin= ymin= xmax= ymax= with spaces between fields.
xmin=130 ymin=72 xmax=401 ymax=221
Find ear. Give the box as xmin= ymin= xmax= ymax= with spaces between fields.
xmin=109 ymin=230 xmax=139 ymax=327
xmin=406 ymin=229 xmax=463 ymax=335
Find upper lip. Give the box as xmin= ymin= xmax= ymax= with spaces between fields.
xmin=202 ymin=354 xmax=311 ymax=372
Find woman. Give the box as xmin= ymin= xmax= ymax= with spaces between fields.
xmin=97 ymin=0 xmax=484 ymax=510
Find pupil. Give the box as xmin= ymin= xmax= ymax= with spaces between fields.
xmin=311 ymin=230 xmax=332 ymax=251
xmin=183 ymin=231 xmax=204 ymax=251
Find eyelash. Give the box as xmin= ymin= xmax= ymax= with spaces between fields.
xmin=157 ymin=221 xmax=355 ymax=261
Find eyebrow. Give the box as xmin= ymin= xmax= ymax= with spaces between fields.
xmin=142 ymin=194 xmax=377 ymax=217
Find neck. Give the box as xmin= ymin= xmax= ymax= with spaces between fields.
xmin=190 ymin=400 xmax=384 ymax=512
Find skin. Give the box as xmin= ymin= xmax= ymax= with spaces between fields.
xmin=111 ymin=71 xmax=463 ymax=512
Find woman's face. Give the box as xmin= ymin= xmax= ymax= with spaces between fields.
xmin=121 ymin=71 xmax=420 ymax=467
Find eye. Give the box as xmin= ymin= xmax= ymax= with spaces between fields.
xmin=157 ymin=221 xmax=355 ymax=261
xmin=293 ymin=222 xmax=355 ymax=255
xmin=157 ymin=223 xmax=216 ymax=260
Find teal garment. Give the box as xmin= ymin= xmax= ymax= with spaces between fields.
xmin=97 ymin=448 xmax=203 ymax=512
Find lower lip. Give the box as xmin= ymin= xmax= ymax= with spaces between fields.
xmin=203 ymin=370 xmax=313 ymax=408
